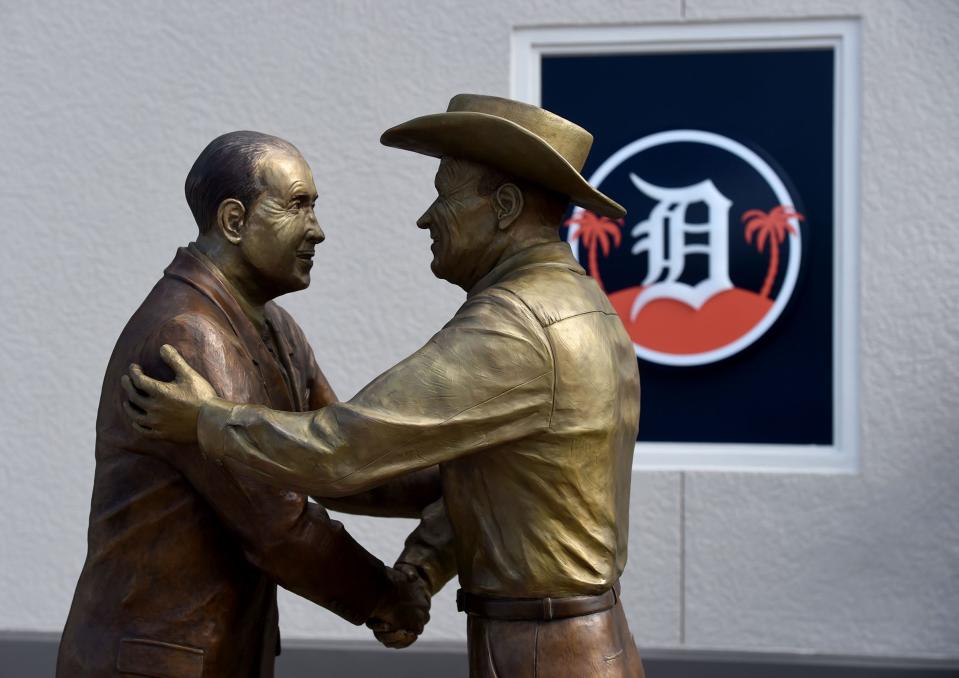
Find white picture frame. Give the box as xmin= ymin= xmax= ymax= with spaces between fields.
xmin=511 ymin=19 xmax=861 ymax=473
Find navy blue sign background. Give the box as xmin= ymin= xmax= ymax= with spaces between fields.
xmin=542 ymin=49 xmax=834 ymax=445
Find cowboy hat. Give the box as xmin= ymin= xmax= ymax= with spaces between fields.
xmin=380 ymin=94 xmax=625 ymax=220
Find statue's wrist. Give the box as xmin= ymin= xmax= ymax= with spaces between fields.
xmin=395 ymin=561 xmax=433 ymax=595
xmin=196 ymin=397 xmax=234 ymax=463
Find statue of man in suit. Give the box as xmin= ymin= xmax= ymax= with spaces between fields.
xmin=59 ymin=131 xmax=433 ymax=678
xmin=125 ymin=96 xmax=645 ymax=677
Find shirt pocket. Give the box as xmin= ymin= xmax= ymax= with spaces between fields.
xmin=115 ymin=637 xmax=204 ymax=678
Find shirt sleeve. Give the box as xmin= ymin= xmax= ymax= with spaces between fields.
xmin=396 ymin=498 xmax=459 ymax=595
xmin=197 ymin=288 xmax=555 ymax=497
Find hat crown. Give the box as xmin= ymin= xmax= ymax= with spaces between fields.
xmin=380 ymin=93 xmax=625 ymax=219
xmin=447 ymin=94 xmax=593 ymax=172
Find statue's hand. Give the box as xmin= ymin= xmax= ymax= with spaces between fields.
xmin=367 ymin=564 xmax=431 ymax=649
xmin=121 ymin=344 xmax=217 ymax=444
xmin=371 ymin=627 xmax=418 ymax=650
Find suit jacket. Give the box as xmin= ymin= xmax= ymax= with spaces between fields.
xmin=58 ymin=247 xmax=397 ymax=678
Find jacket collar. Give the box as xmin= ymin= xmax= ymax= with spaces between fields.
xmin=163 ymin=245 xmax=295 ymax=410
xmin=467 ymin=241 xmax=585 ymax=300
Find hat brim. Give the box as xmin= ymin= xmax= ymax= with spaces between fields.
xmin=380 ymin=112 xmax=625 ymax=220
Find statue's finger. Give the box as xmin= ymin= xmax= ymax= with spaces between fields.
xmin=120 ymin=375 xmax=151 ymax=409
xmin=377 ymin=630 xmax=416 ymax=649
xmin=122 ymin=400 xmax=150 ymax=425
xmin=130 ymin=419 xmax=159 ymax=439
xmin=123 ymin=400 xmax=146 ymax=424
xmin=128 ymin=364 xmax=163 ymax=395
xmin=160 ymin=344 xmax=197 ymax=380
xmin=413 ymin=613 xmax=427 ymax=633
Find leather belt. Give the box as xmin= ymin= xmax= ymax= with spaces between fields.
xmin=456 ymin=582 xmax=619 ymax=621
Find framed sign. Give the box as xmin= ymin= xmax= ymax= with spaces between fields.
xmin=512 ymin=20 xmax=860 ymax=472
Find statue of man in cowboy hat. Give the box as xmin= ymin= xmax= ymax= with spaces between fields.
xmin=123 ymin=94 xmax=644 ymax=677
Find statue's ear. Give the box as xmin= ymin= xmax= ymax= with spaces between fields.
xmin=215 ymin=198 xmax=245 ymax=244
xmin=493 ymin=183 xmax=524 ymax=230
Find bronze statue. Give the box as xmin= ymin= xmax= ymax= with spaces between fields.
xmin=59 ymin=132 xmax=434 ymax=678
xmin=125 ymin=96 xmax=645 ymax=677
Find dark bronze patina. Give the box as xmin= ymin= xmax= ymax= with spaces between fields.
xmin=60 ymin=133 xmax=434 ymax=677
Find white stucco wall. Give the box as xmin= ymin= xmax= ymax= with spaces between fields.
xmin=1 ymin=0 xmax=956 ymax=660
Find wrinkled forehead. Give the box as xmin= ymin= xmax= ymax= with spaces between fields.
xmin=257 ymin=149 xmax=317 ymax=198
xmin=436 ymin=156 xmax=484 ymax=193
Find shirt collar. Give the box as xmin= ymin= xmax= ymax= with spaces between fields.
xmin=467 ymin=241 xmax=586 ymax=299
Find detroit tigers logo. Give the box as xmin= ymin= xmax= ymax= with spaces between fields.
xmin=566 ymin=130 xmax=805 ymax=366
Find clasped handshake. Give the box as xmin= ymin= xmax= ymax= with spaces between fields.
xmin=366 ymin=563 xmax=432 ymax=648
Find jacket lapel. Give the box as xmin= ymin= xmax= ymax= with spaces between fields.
xmin=164 ymin=247 xmax=295 ymax=411
xmin=265 ymin=309 xmax=305 ymax=412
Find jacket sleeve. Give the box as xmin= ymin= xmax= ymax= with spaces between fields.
xmin=141 ymin=313 xmax=391 ymax=625
xmin=197 ymin=289 xmax=555 ymax=497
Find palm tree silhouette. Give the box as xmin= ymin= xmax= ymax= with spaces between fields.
xmin=565 ymin=210 xmax=624 ymax=291
xmin=742 ymin=205 xmax=804 ymax=299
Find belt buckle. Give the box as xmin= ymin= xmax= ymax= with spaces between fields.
xmin=456 ymin=589 xmax=466 ymax=613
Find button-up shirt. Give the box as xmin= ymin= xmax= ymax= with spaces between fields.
xmin=198 ymin=241 xmax=640 ymax=598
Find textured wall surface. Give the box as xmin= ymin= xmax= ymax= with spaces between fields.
xmin=0 ymin=0 xmax=956 ymax=659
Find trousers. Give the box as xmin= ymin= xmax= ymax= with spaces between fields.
xmin=466 ymin=598 xmax=644 ymax=677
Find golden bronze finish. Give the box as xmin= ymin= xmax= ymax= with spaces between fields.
xmin=381 ymin=93 xmax=626 ymax=219
xmin=61 ymin=132 xmax=433 ymax=678
xmin=126 ymin=99 xmax=644 ymax=676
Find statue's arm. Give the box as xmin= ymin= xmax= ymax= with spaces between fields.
xmin=317 ymin=466 xmax=441 ymax=518
xmin=396 ymin=498 xmax=458 ymax=595
xmin=197 ymin=290 xmax=554 ymax=497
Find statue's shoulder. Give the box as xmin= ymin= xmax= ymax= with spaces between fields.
xmin=133 ymin=275 xmax=230 ymax=339
xmin=492 ymin=263 xmax=610 ymax=328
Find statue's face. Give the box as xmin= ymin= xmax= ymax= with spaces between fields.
xmin=241 ymin=150 xmax=324 ymax=297
xmin=417 ymin=158 xmax=498 ymax=289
